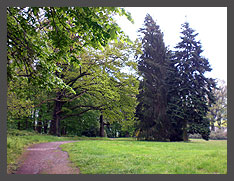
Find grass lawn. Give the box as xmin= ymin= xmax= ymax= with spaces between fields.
xmin=60 ymin=138 xmax=227 ymax=174
xmin=7 ymin=130 xmax=227 ymax=174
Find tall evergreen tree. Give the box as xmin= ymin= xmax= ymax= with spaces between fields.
xmin=136 ymin=14 xmax=171 ymax=141
xmin=170 ymin=22 xmax=216 ymax=141
xmin=165 ymin=50 xmax=185 ymax=141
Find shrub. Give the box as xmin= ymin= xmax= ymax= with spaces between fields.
xmin=209 ymin=129 xmax=227 ymax=140
xmin=188 ymin=133 xmax=202 ymax=139
xmin=7 ymin=129 xmax=37 ymax=136
xmin=189 ymin=129 xmax=227 ymax=140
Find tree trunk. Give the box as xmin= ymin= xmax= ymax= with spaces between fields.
xmin=32 ymin=109 xmax=36 ymax=131
xmin=56 ymin=113 xmax=61 ymax=137
xmin=17 ymin=121 xmax=21 ymax=130
xmin=32 ymin=120 xmax=36 ymax=131
xmin=25 ymin=118 xmax=28 ymax=130
xmin=37 ymin=111 xmax=42 ymax=133
xmin=61 ymin=127 xmax=67 ymax=136
xmin=99 ymin=113 xmax=105 ymax=137
xmin=50 ymin=100 xmax=63 ymax=136
xmin=44 ymin=120 xmax=48 ymax=134
xmin=182 ymin=120 xmax=189 ymax=142
xmin=211 ymin=123 xmax=215 ymax=131
xmin=37 ymin=120 xmax=42 ymax=133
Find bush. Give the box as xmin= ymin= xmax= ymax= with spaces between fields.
xmin=189 ymin=129 xmax=227 ymax=140
xmin=188 ymin=133 xmax=202 ymax=139
xmin=7 ymin=129 xmax=37 ymax=136
xmin=209 ymin=129 xmax=227 ymax=140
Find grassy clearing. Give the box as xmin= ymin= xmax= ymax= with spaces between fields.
xmin=7 ymin=129 xmax=108 ymax=173
xmin=60 ymin=138 xmax=227 ymax=174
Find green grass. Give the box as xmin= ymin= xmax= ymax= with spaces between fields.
xmin=7 ymin=130 xmax=227 ymax=174
xmin=60 ymin=138 xmax=227 ymax=174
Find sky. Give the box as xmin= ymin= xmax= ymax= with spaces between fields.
xmin=115 ymin=7 xmax=227 ymax=84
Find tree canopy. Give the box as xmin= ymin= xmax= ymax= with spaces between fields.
xmin=136 ymin=17 xmax=217 ymax=141
xmin=7 ymin=7 xmax=138 ymax=136
xmin=7 ymin=7 xmax=133 ymax=91
xmin=7 ymin=9 xmax=223 ymax=141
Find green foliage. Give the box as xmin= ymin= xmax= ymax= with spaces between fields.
xmin=135 ymin=18 xmax=216 ymax=142
xmin=7 ymin=7 xmax=133 ymax=91
xmin=207 ymin=79 xmax=227 ymax=129
xmin=105 ymin=120 xmax=135 ymax=138
xmin=8 ymin=8 xmax=218 ymax=143
xmin=61 ymin=110 xmax=100 ymax=136
xmin=136 ymin=14 xmax=171 ymax=141
xmin=7 ymin=80 xmax=33 ymax=119
xmin=168 ymin=22 xmax=216 ymax=141
xmin=7 ymin=7 xmax=139 ymax=137
xmin=7 ymin=129 xmax=36 ymax=136
xmin=105 ymin=122 xmax=122 ymax=138
xmin=48 ymin=40 xmax=140 ymax=136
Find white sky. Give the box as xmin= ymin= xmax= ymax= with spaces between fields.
xmin=116 ymin=7 xmax=227 ymax=84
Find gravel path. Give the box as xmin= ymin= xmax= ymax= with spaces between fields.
xmin=14 ymin=141 xmax=80 ymax=174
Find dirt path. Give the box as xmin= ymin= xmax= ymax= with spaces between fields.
xmin=14 ymin=141 xmax=80 ymax=174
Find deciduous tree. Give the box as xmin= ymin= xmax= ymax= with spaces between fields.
xmin=48 ymin=41 xmax=140 ymax=136
xmin=7 ymin=7 xmax=133 ymax=91
xmin=207 ymin=80 xmax=227 ymax=130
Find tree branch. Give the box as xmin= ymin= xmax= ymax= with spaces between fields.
xmin=66 ymin=71 xmax=91 ymax=87
xmin=65 ymin=90 xmax=87 ymax=102
xmin=33 ymin=98 xmax=56 ymax=108
xmin=70 ymin=105 xmax=105 ymax=111
xmin=61 ymin=108 xmax=93 ymax=120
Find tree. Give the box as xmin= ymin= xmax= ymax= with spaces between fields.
xmin=165 ymin=50 xmax=186 ymax=141
xmin=171 ymin=22 xmax=216 ymax=141
xmin=48 ymin=41 xmax=140 ymax=136
xmin=7 ymin=80 xmax=33 ymax=129
xmin=7 ymin=7 xmax=133 ymax=93
xmin=7 ymin=75 xmax=54 ymax=132
xmin=136 ymin=14 xmax=171 ymax=141
xmin=7 ymin=7 xmax=136 ymax=135
xmin=60 ymin=109 xmax=100 ymax=136
xmin=207 ymin=79 xmax=227 ymax=130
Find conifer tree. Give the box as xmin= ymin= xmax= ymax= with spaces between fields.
xmin=165 ymin=50 xmax=185 ymax=141
xmin=136 ymin=14 xmax=171 ymax=141
xmin=171 ymin=22 xmax=216 ymax=141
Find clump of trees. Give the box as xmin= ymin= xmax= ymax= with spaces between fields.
xmin=135 ymin=14 xmax=218 ymax=141
xmin=7 ymin=8 xmax=226 ymax=141
xmin=7 ymin=7 xmax=139 ymax=137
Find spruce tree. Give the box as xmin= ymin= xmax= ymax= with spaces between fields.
xmin=136 ymin=14 xmax=171 ymax=141
xmin=165 ymin=50 xmax=185 ymax=141
xmin=170 ymin=22 xmax=216 ymax=141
